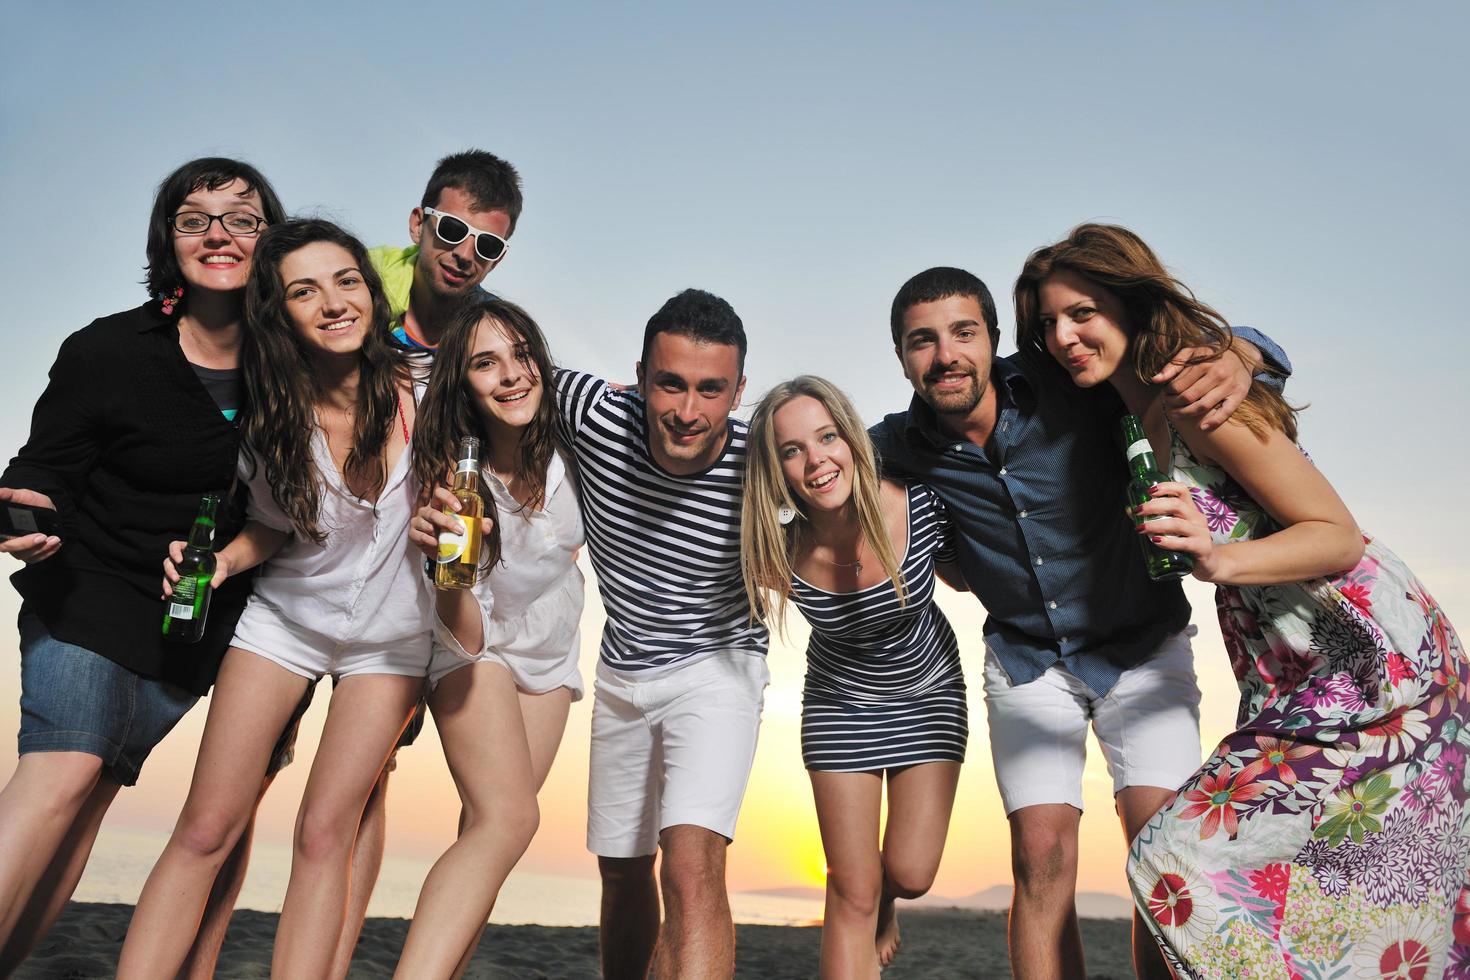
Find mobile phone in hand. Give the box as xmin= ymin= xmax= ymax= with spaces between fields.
xmin=0 ymin=501 xmax=59 ymax=541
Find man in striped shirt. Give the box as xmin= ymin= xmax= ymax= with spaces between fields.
xmin=556 ymin=289 xmax=768 ymax=979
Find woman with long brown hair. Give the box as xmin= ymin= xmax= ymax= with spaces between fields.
xmin=119 ymin=219 xmax=433 ymax=978
xmin=396 ymin=297 xmax=584 ymax=977
xmin=1015 ymin=223 xmax=1469 ymax=978
xmin=742 ymin=375 xmax=967 ymax=978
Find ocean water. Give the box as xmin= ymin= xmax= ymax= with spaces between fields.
xmin=74 ymin=827 xmax=824 ymax=927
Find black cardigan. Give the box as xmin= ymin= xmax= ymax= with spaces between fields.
xmin=2 ymin=303 xmax=253 ymax=695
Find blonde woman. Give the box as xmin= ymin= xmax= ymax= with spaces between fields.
xmin=742 ymin=375 xmax=967 ymax=978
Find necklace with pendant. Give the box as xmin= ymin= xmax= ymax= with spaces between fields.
xmin=818 ymin=540 xmax=865 ymax=575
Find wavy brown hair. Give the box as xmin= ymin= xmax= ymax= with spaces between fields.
xmin=741 ymin=376 xmax=905 ymax=634
xmin=239 ymin=219 xmax=412 ymax=542
xmin=1014 ymin=223 xmax=1297 ymax=441
xmin=412 ymin=298 xmax=562 ymax=568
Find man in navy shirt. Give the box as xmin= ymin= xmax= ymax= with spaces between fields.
xmin=870 ymin=267 xmax=1288 ymax=978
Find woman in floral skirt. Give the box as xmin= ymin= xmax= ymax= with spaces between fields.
xmin=1013 ymin=222 xmax=1470 ymax=979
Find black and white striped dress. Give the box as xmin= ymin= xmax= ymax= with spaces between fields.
xmin=795 ymin=482 xmax=967 ymax=772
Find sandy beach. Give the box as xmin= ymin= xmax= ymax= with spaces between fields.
xmin=16 ymin=901 xmax=1134 ymax=978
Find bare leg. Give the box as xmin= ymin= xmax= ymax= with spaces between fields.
xmin=448 ymin=685 xmax=572 ymax=978
xmin=1117 ymin=786 xmax=1176 ymax=980
xmin=0 ymin=770 xmax=118 ymax=972
xmin=271 ymin=673 xmax=419 ymax=978
xmin=117 ymin=650 xmax=308 ymax=979
xmin=178 ymin=790 xmax=268 ymax=980
xmin=324 ymin=764 xmax=390 ymax=980
xmin=809 ymin=770 xmax=883 ymax=980
xmin=1006 ymin=803 xmax=1084 ymax=980
xmin=653 ymin=824 xmax=733 ymax=980
xmin=599 ymin=854 xmax=659 ymax=980
xmin=394 ymin=663 xmax=540 ymax=978
xmin=875 ymin=761 xmax=961 ymax=968
xmin=0 ymin=752 xmax=104 ymax=953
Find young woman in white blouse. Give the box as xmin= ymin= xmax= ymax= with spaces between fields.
xmin=398 ymin=297 xmax=585 ymax=977
xmin=119 ymin=220 xmax=433 ymax=978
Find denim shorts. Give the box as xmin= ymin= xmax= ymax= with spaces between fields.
xmin=17 ymin=611 xmax=198 ymax=787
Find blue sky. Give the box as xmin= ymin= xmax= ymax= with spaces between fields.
xmin=2 ymin=0 xmax=1467 ymax=905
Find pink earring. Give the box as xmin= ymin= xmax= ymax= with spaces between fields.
xmin=159 ymin=287 xmax=184 ymax=316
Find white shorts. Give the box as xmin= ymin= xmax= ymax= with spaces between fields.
xmin=231 ymin=596 xmax=433 ymax=681
xmin=982 ymin=628 xmax=1202 ymax=814
xmin=426 ymin=631 xmax=584 ymax=701
xmin=586 ymin=652 xmax=769 ymax=858
xmin=427 ymin=642 xmax=584 ymax=700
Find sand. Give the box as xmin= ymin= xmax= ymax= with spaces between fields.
xmin=15 ymin=902 xmax=1135 ymax=978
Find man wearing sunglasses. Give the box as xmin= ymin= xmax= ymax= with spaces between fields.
xmin=370 ymin=148 xmax=521 ymax=350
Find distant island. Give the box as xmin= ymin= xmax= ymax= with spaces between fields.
xmin=739 ymin=883 xmax=1134 ymax=920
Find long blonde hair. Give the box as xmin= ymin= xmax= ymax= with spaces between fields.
xmin=741 ymin=375 xmax=906 ymax=634
xmin=1014 ymin=223 xmax=1298 ymax=441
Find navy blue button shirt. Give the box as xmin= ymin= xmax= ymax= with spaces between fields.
xmin=870 ymin=329 xmax=1289 ymax=696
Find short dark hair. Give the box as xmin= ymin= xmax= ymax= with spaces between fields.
xmin=641 ymin=288 xmax=747 ymax=374
xmin=144 ymin=157 xmax=287 ymax=302
xmin=889 ymin=267 xmax=1000 ymax=350
xmin=421 ymin=149 xmax=524 ymax=234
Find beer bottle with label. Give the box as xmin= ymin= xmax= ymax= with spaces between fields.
xmin=435 ymin=436 xmax=484 ymax=590
xmin=1120 ymin=415 xmax=1194 ymax=581
xmin=162 ymin=493 xmax=220 ymax=643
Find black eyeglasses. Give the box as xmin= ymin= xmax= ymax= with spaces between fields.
xmin=172 ymin=211 xmax=268 ymax=236
xmin=422 ymin=207 xmax=509 ymax=262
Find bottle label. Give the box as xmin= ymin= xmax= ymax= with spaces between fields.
xmin=1124 ymin=438 xmax=1153 ymax=463
xmin=456 ymin=457 xmax=477 ymax=475
xmin=168 ymin=602 xmax=195 ymax=620
xmin=437 ymin=520 xmax=480 ymax=565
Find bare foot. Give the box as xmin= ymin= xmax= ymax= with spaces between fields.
xmin=875 ymin=895 xmax=902 ymax=967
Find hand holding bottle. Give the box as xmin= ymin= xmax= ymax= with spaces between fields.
xmin=161 ymin=494 xmax=220 ymax=644
xmin=408 ymin=485 xmax=494 ymax=563
xmin=1130 ymin=482 xmax=1221 ymax=581
xmin=161 ymin=540 xmax=234 ymax=598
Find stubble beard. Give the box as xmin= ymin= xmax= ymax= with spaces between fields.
xmin=925 ymin=371 xmax=988 ymax=418
xmin=655 ymin=417 xmax=721 ymax=466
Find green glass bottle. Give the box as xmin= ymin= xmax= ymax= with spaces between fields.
xmin=162 ymin=494 xmax=220 ymax=644
xmin=1120 ymin=415 xmax=1194 ymax=581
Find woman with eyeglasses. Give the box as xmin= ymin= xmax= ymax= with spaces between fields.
xmin=1014 ymin=223 xmax=1469 ymax=978
xmin=0 ymin=158 xmax=285 ymax=971
xmin=118 ymin=219 xmax=434 ymax=977
xmin=392 ymin=297 xmax=583 ymax=977
xmin=741 ymin=376 xmax=968 ymax=978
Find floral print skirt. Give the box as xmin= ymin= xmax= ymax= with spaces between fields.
xmin=1128 ymin=536 xmax=1470 ymax=979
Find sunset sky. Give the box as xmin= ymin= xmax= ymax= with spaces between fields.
xmin=2 ymin=1 xmax=1466 ymax=915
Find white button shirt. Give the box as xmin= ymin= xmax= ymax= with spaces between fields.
xmin=240 ymin=425 xmax=432 ymax=648
xmin=434 ymin=450 xmax=586 ymax=696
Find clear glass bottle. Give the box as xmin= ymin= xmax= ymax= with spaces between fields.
xmin=435 ymin=437 xmax=484 ymax=590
